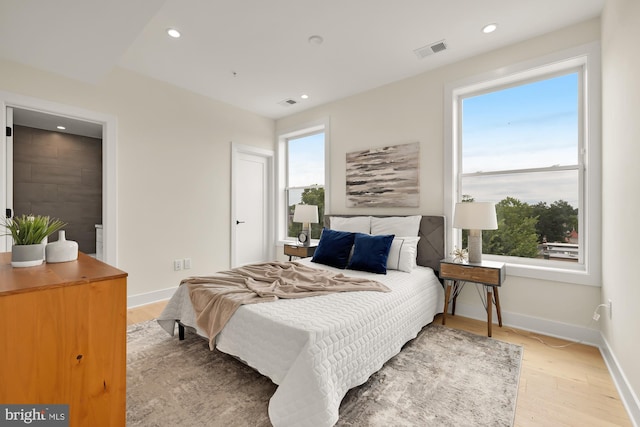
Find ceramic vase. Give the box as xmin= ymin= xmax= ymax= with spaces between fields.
xmin=45 ymin=230 xmax=78 ymax=263
xmin=11 ymin=243 xmax=46 ymax=267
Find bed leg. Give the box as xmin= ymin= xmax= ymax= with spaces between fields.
xmin=178 ymin=322 xmax=185 ymax=340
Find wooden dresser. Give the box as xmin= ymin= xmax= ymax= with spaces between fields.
xmin=0 ymin=252 xmax=127 ymax=426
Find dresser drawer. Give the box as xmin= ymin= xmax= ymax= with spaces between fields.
xmin=440 ymin=262 xmax=503 ymax=286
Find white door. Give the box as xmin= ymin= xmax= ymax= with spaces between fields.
xmin=231 ymin=143 xmax=274 ymax=267
xmin=1 ymin=107 xmax=14 ymax=251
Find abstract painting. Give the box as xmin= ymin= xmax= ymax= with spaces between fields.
xmin=346 ymin=142 xmax=419 ymax=207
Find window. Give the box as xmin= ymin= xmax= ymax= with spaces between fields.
xmin=445 ymin=43 xmax=601 ymax=285
xmin=277 ymin=120 xmax=330 ymax=243
xmin=461 ymin=72 xmax=580 ymax=260
xmin=286 ymin=132 xmax=325 ymax=239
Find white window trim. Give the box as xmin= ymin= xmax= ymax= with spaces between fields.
xmin=444 ymin=42 xmax=601 ymax=286
xmin=276 ymin=117 xmax=331 ymax=245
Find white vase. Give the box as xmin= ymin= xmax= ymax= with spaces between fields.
xmin=11 ymin=243 xmax=46 ymax=267
xmin=45 ymin=231 xmax=78 ymax=263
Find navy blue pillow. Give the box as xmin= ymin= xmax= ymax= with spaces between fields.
xmin=311 ymin=228 xmax=355 ymax=269
xmin=347 ymin=233 xmax=395 ymax=274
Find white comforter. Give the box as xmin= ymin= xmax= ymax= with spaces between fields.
xmin=157 ymin=259 xmax=444 ymax=427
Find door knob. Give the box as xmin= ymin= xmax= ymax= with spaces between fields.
xmin=236 ymin=220 xmax=245 ymax=225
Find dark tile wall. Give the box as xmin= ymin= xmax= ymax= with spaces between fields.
xmin=13 ymin=125 xmax=102 ymax=253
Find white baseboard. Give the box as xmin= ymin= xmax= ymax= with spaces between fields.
xmin=450 ymin=301 xmax=602 ymax=346
xmin=600 ymin=335 xmax=640 ymax=427
xmin=127 ymin=286 xmax=177 ymax=309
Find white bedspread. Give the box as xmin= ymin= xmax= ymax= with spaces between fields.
xmin=157 ymin=259 xmax=444 ymax=427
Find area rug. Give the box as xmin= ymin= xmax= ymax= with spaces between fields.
xmin=127 ymin=321 xmax=522 ymax=427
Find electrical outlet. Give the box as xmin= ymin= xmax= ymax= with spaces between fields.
xmin=592 ymin=312 xmax=600 ymax=321
xmin=173 ymin=259 xmax=183 ymax=271
xmin=184 ymin=258 xmax=192 ymax=269
xmin=609 ymin=299 xmax=612 ymax=320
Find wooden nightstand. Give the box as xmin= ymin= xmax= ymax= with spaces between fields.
xmin=439 ymin=258 xmax=506 ymax=337
xmin=284 ymin=243 xmax=317 ymax=261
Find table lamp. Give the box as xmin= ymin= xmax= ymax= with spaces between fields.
xmin=293 ymin=204 xmax=318 ymax=247
xmin=453 ymin=202 xmax=498 ymax=263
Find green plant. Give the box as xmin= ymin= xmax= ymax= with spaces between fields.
xmin=1 ymin=214 xmax=67 ymax=245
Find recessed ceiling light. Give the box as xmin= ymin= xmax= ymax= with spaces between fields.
xmin=301 ymin=94 xmax=309 ymax=99
xmin=167 ymin=28 xmax=181 ymax=38
xmin=308 ymin=35 xmax=323 ymax=45
xmin=482 ymin=23 xmax=498 ymax=34
xmin=57 ymin=125 xmax=66 ymax=130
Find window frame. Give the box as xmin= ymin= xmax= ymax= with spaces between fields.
xmin=444 ymin=42 xmax=601 ymax=286
xmin=276 ymin=118 xmax=330 ymax=244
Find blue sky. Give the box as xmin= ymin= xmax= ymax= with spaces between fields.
xmin=288 ymin=132 xmax=325 ymax=188
xmin=288 ymin=132 xmax=324 ymax=205
xmin=461 ymin=72 xmax=579 ymax=207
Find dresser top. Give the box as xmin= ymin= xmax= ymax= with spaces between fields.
xmin=0 ymin=252 xmax=127 ymax=296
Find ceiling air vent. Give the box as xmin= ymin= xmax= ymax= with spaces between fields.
xmin=278 ymin=98 xmax=298 ymax=107
xmin=413 ymin=39 xmax=447 ymax=59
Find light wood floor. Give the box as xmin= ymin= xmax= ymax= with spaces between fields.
xmin=127 ymin=302 xmax=632 ymax=427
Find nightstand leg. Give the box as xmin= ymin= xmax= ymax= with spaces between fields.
xmin=487 ymin=287 xmax=493 ymax=337
xmin=452 ymin=289 xmax=457 ymax=316
xmin=494 ymin=287 xmax=503 ymax=327
xmin=442 ymin=281 xmax=452 ymax=325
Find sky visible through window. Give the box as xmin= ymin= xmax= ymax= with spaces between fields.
xmin=288 ymin=132 xmax=324 ymax=204
xmin=461 ymin=72 xmax=579 ymax=207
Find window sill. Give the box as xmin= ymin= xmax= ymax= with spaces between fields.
xmin=483 ymin=254 xmax=601 ymax=287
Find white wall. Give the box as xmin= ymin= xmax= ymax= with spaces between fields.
xmin=601 ymin=0 xmax=640 ymax=419
xmin=0 ymin=60 xmax=275 ymax=299
xmin=277 ymin=19 xmax=602 ymax=334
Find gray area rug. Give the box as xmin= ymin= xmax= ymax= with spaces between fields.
xmin=127 ymin=321 xmax=522 ymax=426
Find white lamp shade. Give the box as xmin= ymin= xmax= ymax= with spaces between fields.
xmin=453 ymin=202 xmax=498 ymax=230
xmin=293 ymin=204 xmax=319 ymax=224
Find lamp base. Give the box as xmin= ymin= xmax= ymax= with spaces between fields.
xmin=467 ymin=230 xmax=483 ymax=263
xmin=298 ymin=223 xmax=311 ymax=247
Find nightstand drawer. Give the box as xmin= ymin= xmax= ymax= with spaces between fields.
xmin=284 ymin=244 xmax=316 ymax=258
xmin=440 ymin=263 xmax=502 ymax=286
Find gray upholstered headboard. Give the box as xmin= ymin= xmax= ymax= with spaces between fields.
xmin=324 ymin=215 xmax=445 ymax=273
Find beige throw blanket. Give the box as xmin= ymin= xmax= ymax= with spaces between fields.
xmin=182 ymin=261 xmax=390 ymax=349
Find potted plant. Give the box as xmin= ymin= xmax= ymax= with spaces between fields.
xmin=1 ymin=214 xmax=67 ymax=267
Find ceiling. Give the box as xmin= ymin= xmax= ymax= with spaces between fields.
xmin=11 ymin=109 xmax=103 ymax=139
xmin=0 ymin=0 xmax=604 ymax=120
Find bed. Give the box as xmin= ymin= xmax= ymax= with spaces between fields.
xmin=157 ymin=215 xmax=445 ymax=427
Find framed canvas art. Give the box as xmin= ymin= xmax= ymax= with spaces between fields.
xmin=346 ymin=142 xmax=419 ymax=207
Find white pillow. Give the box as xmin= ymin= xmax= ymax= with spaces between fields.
xmin=386 ymin=236 xmax=421 ymax=272
xmin=371 ymin=215 xmax=421 ymax=237
xmin=330 ymin=216 xmax=371 ymax=234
